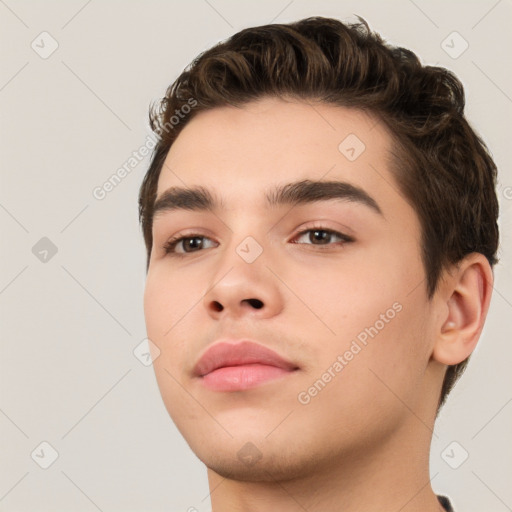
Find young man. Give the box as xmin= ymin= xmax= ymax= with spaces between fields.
xmin=139 ymin=17 xmax=499 ymax=512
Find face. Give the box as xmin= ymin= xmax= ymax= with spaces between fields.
xmin=143 ymin=98 xmax=440 ymax=481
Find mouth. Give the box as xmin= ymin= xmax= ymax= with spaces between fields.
xmin=193 ymin=340 xmax=299 ymax=392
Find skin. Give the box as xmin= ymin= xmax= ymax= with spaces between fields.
xmin=143 ymin=97 xmax=493 ymax=512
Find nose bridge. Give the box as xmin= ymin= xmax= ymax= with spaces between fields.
xmin=218 ymin=207 xmax=268 ymax=269
xmin=211 ymin=230 xmax=267 ymax=291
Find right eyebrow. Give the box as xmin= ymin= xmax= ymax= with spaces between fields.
xmin=153 ymin=185 xmax=219 ymax=217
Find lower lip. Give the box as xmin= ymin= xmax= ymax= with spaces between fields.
xmin=200 ymin=364 xmax=295 ymax=392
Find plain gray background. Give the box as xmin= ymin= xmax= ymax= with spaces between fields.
xmin=1 ymin=1 xmax=511 ymax=511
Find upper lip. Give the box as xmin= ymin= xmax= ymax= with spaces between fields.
xmin=193 ymin=340 xmax=298 ymax=377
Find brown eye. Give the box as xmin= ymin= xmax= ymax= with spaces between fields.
xmin=309 ymin=230 xmax=331 ymax=244
xmin=163 ymin=235 xmax=217 ymax=255
xmin=293 ymin=228 xmax=353 ymax=246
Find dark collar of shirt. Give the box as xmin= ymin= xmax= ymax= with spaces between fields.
xmin=438 ymin=495 xmax=454 ymax=511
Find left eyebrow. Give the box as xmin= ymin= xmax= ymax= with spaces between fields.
xmin=265 ymin=179 xmax=383 ymax=215
xmin=152 ymin=179 xmax=383 ymax=217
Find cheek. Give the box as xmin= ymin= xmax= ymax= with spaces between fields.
xmin=301 ymin=303 xmax=431 ymax=440
xmin=338 ymin=293 xmax=432 ymax=416
xmin=143 ymin=265 xmax=200 ymax=337
xmin=143 ymin=264 xmax=211 ymax=383
xmin=143 ymin=268 xmax=201 ymax=423
xmin=143 ymin=277 xmax=168 ymax=339
xmin=287 ymin=253 xmax=409 ymax=341
xmin=295 ymin=244 xmax=429 ymax=384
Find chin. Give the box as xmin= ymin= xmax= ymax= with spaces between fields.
xmin=189 ymin=430 xmax=329 ymax=484
xmin=201 ymin=447 xmax=316 ymax=483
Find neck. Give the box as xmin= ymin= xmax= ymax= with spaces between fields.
xmin=207 ymin=420 xmax=443 ymax=512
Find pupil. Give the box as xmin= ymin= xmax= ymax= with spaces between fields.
xmin=312 ymin=230 xmax=329 ymax=244
xmin=186 ymin=237 xmax=202 ymax=251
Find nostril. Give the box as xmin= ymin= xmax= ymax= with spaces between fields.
xmin=212 ymin=301 xmax=223 ymax=312
xmin=245 ymin=298 xmax=263 ymax=309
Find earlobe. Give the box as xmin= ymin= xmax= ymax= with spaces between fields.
xmin=432 ymin=254 xmax=494 ymax=366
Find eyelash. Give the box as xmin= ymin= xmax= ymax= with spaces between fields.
xmin=162 ymin=226 xmax=354 ymax=257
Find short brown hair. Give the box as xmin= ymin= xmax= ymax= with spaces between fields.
xmin=139 ymin=16 xmax=499 ymax=408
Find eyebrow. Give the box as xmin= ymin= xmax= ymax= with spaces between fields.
xmin=152 ymin=179 xmax=383 ymax=217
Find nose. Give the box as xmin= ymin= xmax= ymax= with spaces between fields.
xmin=202 ymin=242 xmax=284 ymax=320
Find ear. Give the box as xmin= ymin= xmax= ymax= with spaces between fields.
xmin=432 ymin=253 xmax=494 ymax=366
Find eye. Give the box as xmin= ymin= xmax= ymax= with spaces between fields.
xmin=163 ymin=234 xmax=217 ymax=255
xmin=162 ymin=226 xmax=353 ymax=257
xmin=291 ymin=227 xmax=353 ymax=247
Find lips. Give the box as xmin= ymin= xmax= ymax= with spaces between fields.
xmin=193 ymin=340 xmax=299 ymax=391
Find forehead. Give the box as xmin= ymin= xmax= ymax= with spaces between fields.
xmin=156 ymin=98 xmax=402 ymax=213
